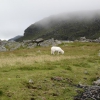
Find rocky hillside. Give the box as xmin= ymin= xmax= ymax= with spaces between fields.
xmin=16 ymin=10 xmax=100 ymax=41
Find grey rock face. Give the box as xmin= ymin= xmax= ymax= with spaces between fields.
xmin=0 ymin=46 xmax=7 ymax=51
xmin=27 ymin=43 xmax=37 ymax=48
xmin=6 ymin=41 xmax=21 ymax=51
xmin=0 ymin=38 xmax=63 ymax=51
xmin=39 ymin=38 xmax=62 ymax=47
xmin=39 ymin=38 xmax=55 ymax=47
xmin=23 ymin=40 xmax=32 ymax=44
xmin=36 ymin=38 xmax=44 ymax=43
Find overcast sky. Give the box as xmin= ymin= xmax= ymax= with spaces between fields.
xmin=0 ymin=0 xmax=100 ymax=40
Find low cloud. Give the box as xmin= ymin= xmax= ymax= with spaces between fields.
xmin=0 ymin=0 xmax=100 ymax=40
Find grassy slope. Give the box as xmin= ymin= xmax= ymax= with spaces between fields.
xmin=0 ymin=42 xmax=100 ymax=100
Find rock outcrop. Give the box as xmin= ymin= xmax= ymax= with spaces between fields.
xmin=0 ymin=38 xmax=66 ymax=52
xmin=0 ymin=37 xmax=100 ymax=52
xmin=74 ymin=79 xmax=100 ymax=100
xmin=0 ymin=46 xmax=7 ymax=51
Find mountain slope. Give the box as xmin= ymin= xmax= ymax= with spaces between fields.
xmin=17 ymin=10 xmax=100 ymax=41
xmin=8 ymin=35 xmax=23 ymax=41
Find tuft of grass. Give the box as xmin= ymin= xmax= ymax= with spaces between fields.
xmin=65 ymin=66 xmax=72 ymax=71
xmin=73 ymin=62 xmax=91 ymax=68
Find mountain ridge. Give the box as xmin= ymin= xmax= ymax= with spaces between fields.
xmin=16 ymin=10 xmax=100 ymax=41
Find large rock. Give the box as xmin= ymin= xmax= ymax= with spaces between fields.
xmin=5 ymin=41 xmax=21 ymax=51
xmin=55 ymin=40 xmax=62 ymax=45
xmin=0 ymin=46 xmax=7 ymax=51
xmin=38 ymin=38 xmax=72 ymax=47
xmin=27 ymin=43 xmax=37 ymax=48
xmin=36 ymin=38 xmax=44 ymax=43
xmin=39 ymin=38 xmax=56 ymax=47
xmin=23 ymin=40 xmax=32 ymax=44
xmin=93 ymin=79 xmax=100 ymax=85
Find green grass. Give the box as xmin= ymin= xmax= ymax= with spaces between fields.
xmin=0 ymin=42 xmax=100 ymax=100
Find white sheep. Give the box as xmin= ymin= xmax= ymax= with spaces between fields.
xmin=51 ymin=46 xmax=64 ymax=55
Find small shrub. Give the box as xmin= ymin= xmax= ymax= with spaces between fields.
xmin=64 ymin=66 xmax=72 ymax=71
xmin=0 ymin=90 xmax=3 ymax=96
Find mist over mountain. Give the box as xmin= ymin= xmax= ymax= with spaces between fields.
xmin=17 ymin=10 xmax=100 ymax=41
xmin=9 ymin=35 xmax=23 ymax=41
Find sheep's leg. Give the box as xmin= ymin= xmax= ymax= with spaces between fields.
xmin=51 ymin=51 xmax=53 ymax=54
xmin=51 ymin=51 xmax=55 ymax=55
xmin=53 ymin=51 xmax=55 ymax=55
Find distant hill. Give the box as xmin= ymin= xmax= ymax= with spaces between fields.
xmin=8 ymin=35 xmax=23 ymax=41
xmin=16 ymin=10 xmax=100 ymax=41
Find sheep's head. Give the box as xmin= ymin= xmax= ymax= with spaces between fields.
xmin=61 ymin=50 xmax=64 ymax=54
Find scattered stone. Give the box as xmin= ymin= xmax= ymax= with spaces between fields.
xmin=29 ymin=79 xmax=34 ymax=84
xmin=93 ymin=79 xmax=100 ymax=85
xmin=51 ymin=76 xmax=63 ymax=81
xmin=27 ymin=85 xmax=37 ymax=89
xmin=84 ymin=70 xmax=89 ymax=75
